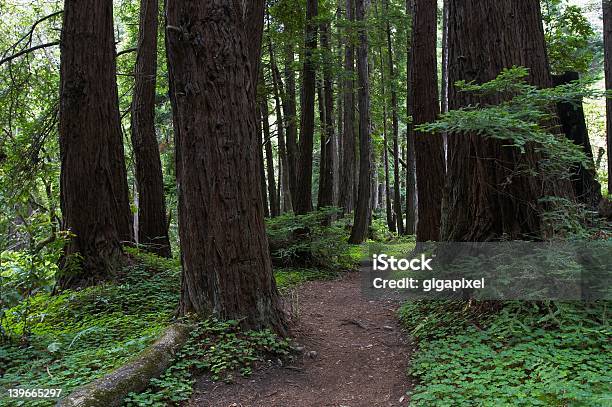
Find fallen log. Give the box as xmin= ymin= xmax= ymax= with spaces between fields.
xmin=57 ymin=323 xmax=189 ymax=407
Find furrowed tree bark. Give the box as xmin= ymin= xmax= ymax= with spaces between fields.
xmin=167 ymin=0 xmax=286 ymax=334
xmin=349 ymin=0 xmax=372 ymax=244
xmin=58 ymin=0 xmax=132 ymax=288
xmin=131 ymin=0 xmax=171 ymax=257
xmin=384 ymin=0 xmax=404 ymax=235
xmin=604 ymin=0 xmax=612 ymax=194
xmin=443 ymin=0 xmax=573 ymax=242
xmin=405 ymin=0 xmax=417 ymax=235
xmin=318 ymin=21 xmax=336 ymax=209
xmin=552 ymin=72 xmax=602 ymax=207
xmin=283 ymin=42 xmax=299 ymax=211
xmin=269 ymin=39 xmax=292 ymax=213
xmin=411 ymin=0 xmax=444 ymax=242
xmin=295 ymin=0 xmax=318 ymax=214
xmin=340 ymin=0 xmax=356 ymax=215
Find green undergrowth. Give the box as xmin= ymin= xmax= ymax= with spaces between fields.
xmin=0 ymin=249 xmax=181 ymax=406
xmin=0 ymin=224 xmax=352 ymax=405
xmin=399 ymin=300 xmax=611 ymax=406
xmin=124 ymin=318 xmax=292 ymax=406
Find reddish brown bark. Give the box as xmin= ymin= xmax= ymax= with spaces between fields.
xmin=58 ymin=0 xmax=132 ymax=288
xmin=340 ymin=0 xmax=356 ymax=214
xmin=131 ymin=0 xmax=171 ymax=257
xmin=384 ymin=0 xmax=404 ymax=235
xmin=167 ymin=0 xmax=286 ymax=333
xmin=295 ymin=0 xmax=318 ymax=214
xmin=411 ymin=0 xmax=444 ymax=242
xmin=349 ymin=0 xmax=372 ymax=244
xmin=318 ymin=21 xmax=336 ymax=209
xmin=444 ymin=0 xmax=573 ymax=241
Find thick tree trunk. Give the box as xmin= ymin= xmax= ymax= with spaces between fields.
xmin=443 ymin=0 xmax=573 ymax=242
xmin=131 ymin=0 xmax=171 ymax=257
xmin=269 ymin=39 xmax=292 ymax=213
xmin=552 ymin=72 xmax=602 ymax=207
xmin=340 ymin=0 xmax=356 ymax=214
xmin=318 ymin=21 xmax=336 ymax=209
xmin=385 ymin=0 xmax=404 ymax=235
xmin=166 ymin=0 xmax=286 ymax=334
xmin=411 ymin=0 xmax=444 ymax=242
xmin=349 ymin=0 xmax=372 ymax=244
xmin=405 ymin=0 xmax=417 ymax=235
xmin=604 ymin=0 xmax=612 ymax=194
xmin=283 ymin=43 xmax=299 ymax=211
xmin=58 ymin=0 xmax=131 ymax=288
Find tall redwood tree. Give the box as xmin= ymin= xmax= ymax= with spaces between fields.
xmin=349 ymin=0 xmax=372 ymax=244
xmin=340 ymin=0 xmax=356 ymax=214
xmin=411 ymin=0 xmax=444 ymax=241
xmin=131 ymin=0 xmax=171 ymax=257
xmin=166 ymin=0 xmax=286 ymax=333
xmin=444 ymin=0 xmax=573 ymax=241
xmin=58 ymin=0 xmax=132 ymax=288
xmin=604 ymin=0 xmax=612 ymax=194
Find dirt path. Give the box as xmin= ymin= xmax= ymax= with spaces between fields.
xmin=188 ymin=272 xmax=412 ymax=407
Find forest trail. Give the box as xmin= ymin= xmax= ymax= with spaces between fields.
xmin=188 ymin=272 xmax=412 ymax=407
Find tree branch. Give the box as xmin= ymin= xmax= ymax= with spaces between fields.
xmin=0 ymin=41 xmax=60 ymax=66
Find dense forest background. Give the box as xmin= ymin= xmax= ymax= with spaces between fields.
xmin=0 ymin=0 xmax=611 ymax=405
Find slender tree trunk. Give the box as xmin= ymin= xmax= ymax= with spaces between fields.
xmin=604 ymin=0 xmax=612 ymax=194
xmin=411 ymin=0 xmax=444 ymax=242
xmin=258 ymin=105 xmax=270 ymax=218
xmin=261 ymin=96 xmax=279 ymax=217
xmin=167 ymin=0 xmax=286 ymax=334
xmin=405 ymin=0 xmax=417 ymax=235
xmin=384 ymin=0 xmax=404 ymax=235
xmin=284 ymin=43 xmax=299 ymax=211
xmin=294 ymin=0 xmax=318 ymax=214
xmin=334 ymin=4 xmax=343 ymax=207
xmin=376 ymin=7 xmax=395 ymax=232
xmin=443 ymin=0 xmax=573 ymax=241
xmin=441 ymin=0 xmax=449 ymax=115
xmin=318 ymin=21 xmax=336 ymax=209
xmin=269 ymin=39 xmax=292 ymax=212
xmin=349 ymin=0 xmax=372 ymax=244
xmin=340 ymin=0 xmax=356 ymax=214
xmin=130 ymin=0 xmax=171 ymax=257
xmin=58 ymin=0 xmax=131 ymax=288
xmin=317 ymin=81 xmax=327 ymax=207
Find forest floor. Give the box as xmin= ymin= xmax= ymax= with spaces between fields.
xmin=188 ymin=271 xmax=413 ymax=407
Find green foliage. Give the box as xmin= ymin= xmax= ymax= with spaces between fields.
xmin=542 ymin=1 xmax=598 ymax=75
xmin=124 ymin=319 xmax=293 ymax=406
xmin=274 ymin=267 xmax=334 ymax=292
xmin=399 ymin=300 xmax=611 ymax=405
xmin=0 ymin=251 xmax=181 ymax=406
xmin=266 ymin=208 xmax=356 ymax=270
xmin=417 ymin=67 xmax=597 ymax=174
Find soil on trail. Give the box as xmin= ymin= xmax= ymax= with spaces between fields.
xmin=188 ymin=272 xmax=413 ymax=407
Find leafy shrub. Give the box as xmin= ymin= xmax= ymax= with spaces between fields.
xmin=266 ymin=208 xmax=355 ymax=270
